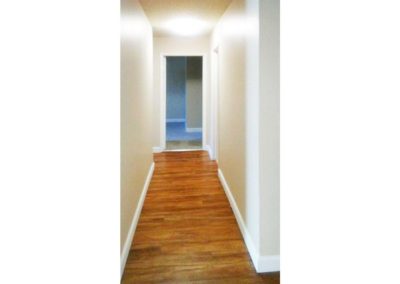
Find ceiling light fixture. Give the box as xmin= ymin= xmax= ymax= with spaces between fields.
xmin=163 ymin=17 xmax=208 ymax=37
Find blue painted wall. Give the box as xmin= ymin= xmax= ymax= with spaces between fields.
xmin=166 ymin=57 xmax=186 ymax=120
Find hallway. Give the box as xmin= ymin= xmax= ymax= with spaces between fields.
xmin=122 ymin=151 xmax=279 ymax=283
xmin=121 ymin=0 xmax=280 ymax=279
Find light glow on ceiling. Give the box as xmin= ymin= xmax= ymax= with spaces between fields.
xmin=163 ymin=17 xmax=209 ymax=37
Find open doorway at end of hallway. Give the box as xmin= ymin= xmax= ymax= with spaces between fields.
xmin=165 ymin=56 xmax=203 ymax=151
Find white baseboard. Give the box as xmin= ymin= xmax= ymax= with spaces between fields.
xmin=186 ymin=127 xmax=202 ymax=133
xmin=166 ymin=118 xmax=185 ymax=123
xmin=218 ymin=169 xmax=280 ymax=273
xmin=203 ymin=145 xmax=214 ymax=160
xmin=121 ymin=162 xmax=155 ymax=278
xmin=152 ymin=146 xmax=164 ymax=153
xmin=258 ymin=255 xmax=280 ymax=273
xmin=218 ymin=169 xmax=259 ymax=268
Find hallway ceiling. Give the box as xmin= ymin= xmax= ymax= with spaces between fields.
xmin=139 ymin=0 xmax=233 ymax=37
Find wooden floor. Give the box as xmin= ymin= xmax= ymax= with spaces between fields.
xmin=122 ymin=151 xmax=280 ymax=283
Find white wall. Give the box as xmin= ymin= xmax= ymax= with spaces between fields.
xmin=244 ymin=0 xmax=262 ymax=261
xmin=259 ymin=0 xmax=280 ymax=257
xmin=121 ymin=0 xmax=153 ymax=256
xmin=153 ymin=37 xmax=210 ymax=148
xmin=211 ymin=0 xmax=280 ymax=272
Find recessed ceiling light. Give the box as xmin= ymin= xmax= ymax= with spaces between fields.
xmin=163 ymin=17 xmax=208 ymax=37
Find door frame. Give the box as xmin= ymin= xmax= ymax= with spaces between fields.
xmin=211 ymin=46 xmax=219 ymax=161
xmin=160 ymin=53 xmax=207 ymax=150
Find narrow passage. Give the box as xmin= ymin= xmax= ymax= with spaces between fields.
xmin=122 ymin=151 xmax=279 ymax=283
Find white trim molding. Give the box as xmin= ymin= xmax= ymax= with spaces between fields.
xmin=152 ymin=146 xmax=164 ymax=153
xmin=121 ymin=162 xmax=155 ymax=278
xmin=218 ymin=169 xmax=259 ymax=266
xmin=258 ymin=255 xmax=280 ymax=273
xmin=203 ymin=145 xmax=214 ymax=160
xmin=166 ymin=118 xmax=186 ymax=123
xmin=186 ymin=127 xmax=202 ymax=133
xmin=218 ymin=168 xmax=280 ymax=273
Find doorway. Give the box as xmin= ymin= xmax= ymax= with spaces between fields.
xmin=164 ymin=56 xmax=203 ymax=150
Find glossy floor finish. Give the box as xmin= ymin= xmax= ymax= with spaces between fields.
xmin=122 ymin=151 xmax=280 ymax=283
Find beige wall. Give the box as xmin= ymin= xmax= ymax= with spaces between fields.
xmin=153 ymin=37 xmax=210 ymax=148
xmin=211 ymin=0 xmax=280 ymax=269
xmin=121 ymin=0 xmax=153 ymax=253
xmin=186 ymin=79 xmax=202 ymax=128
xmin=211 ymin=0 xmax=247 ymax=237
xmin=186 ymin=57 xmax=203 ymax=129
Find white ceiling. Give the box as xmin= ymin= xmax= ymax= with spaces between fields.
xmin=139 ymin=0 xmax=233 ymax=37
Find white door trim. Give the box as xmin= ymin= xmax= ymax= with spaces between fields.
xmin=160 ymin=54 xmax=207 ymax=150
xmin=211 ymin=45 xmax=219 ymax=161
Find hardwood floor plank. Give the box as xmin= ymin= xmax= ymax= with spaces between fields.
xmin=122 ymin=151 xmax=279 ymax=283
